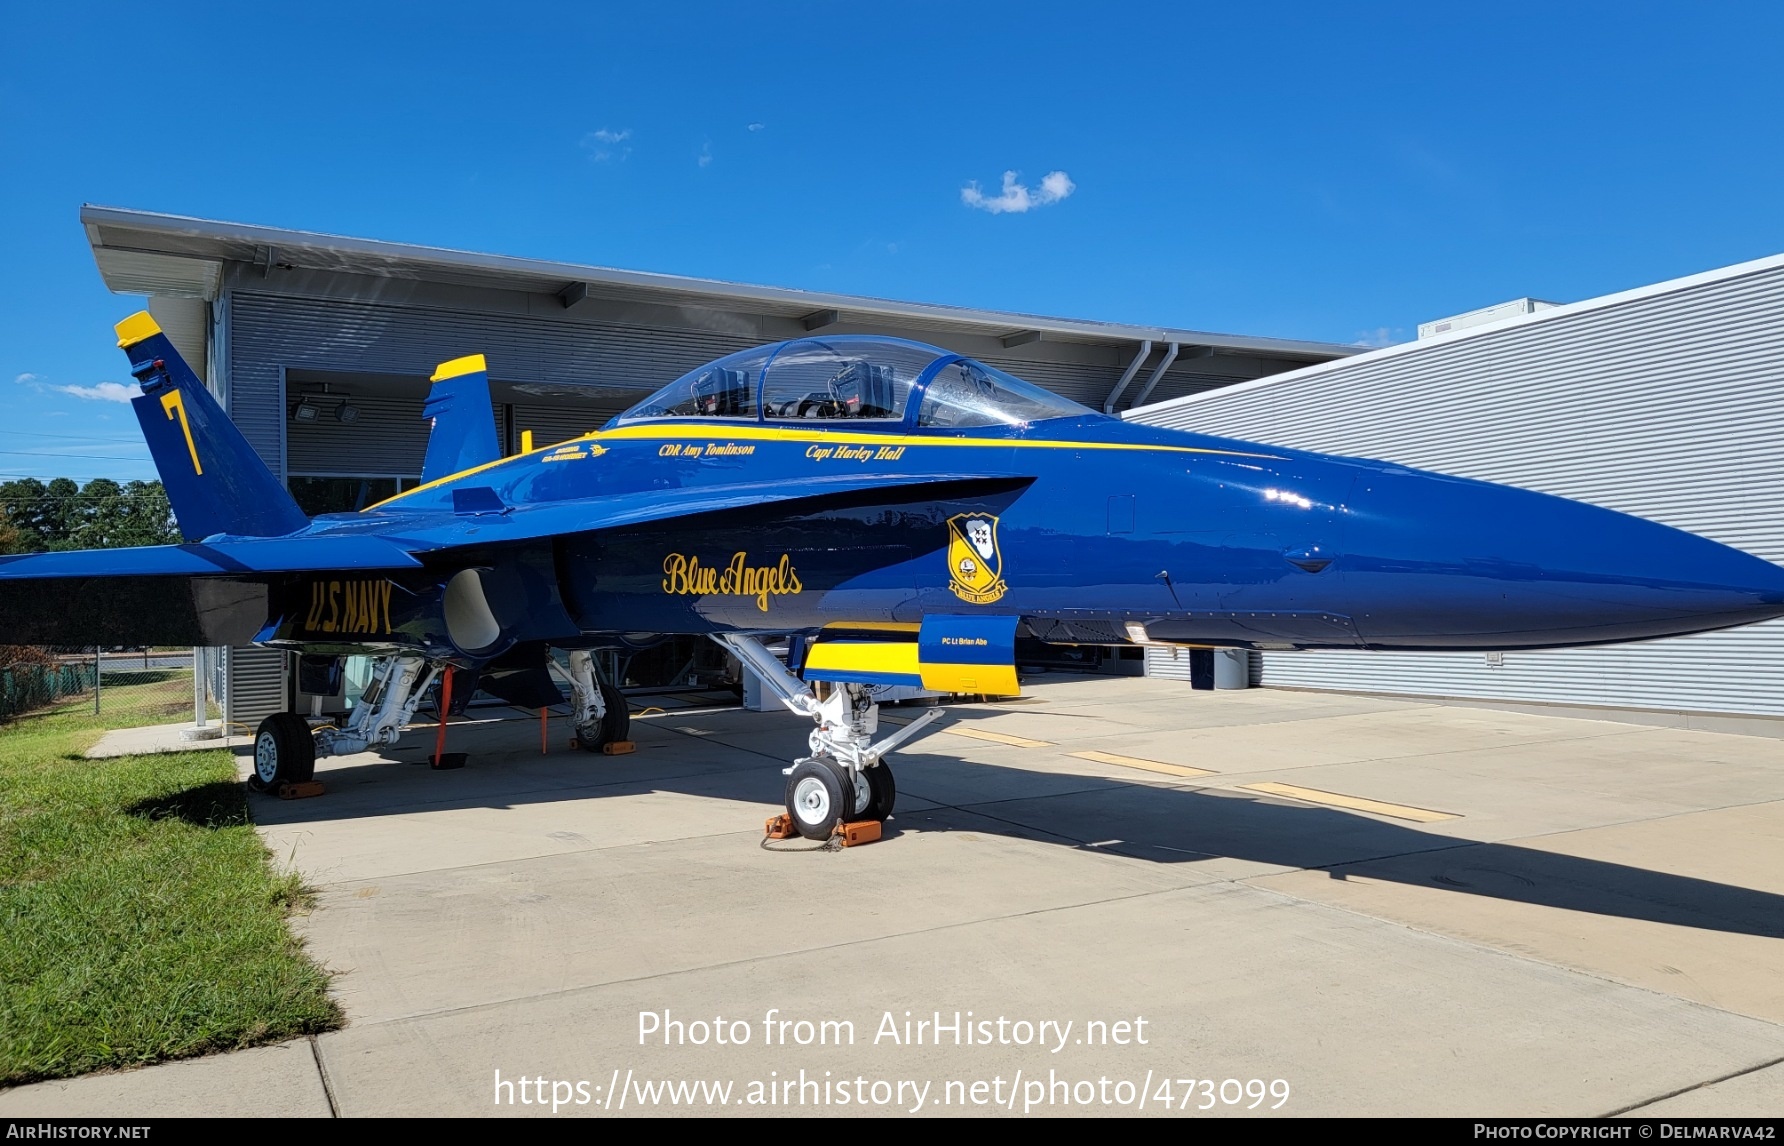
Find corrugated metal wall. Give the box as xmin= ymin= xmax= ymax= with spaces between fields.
xmin=147 ymin=298 xmax=209 ymax=383
xmin=1128 ymin=255 xmax=1784 ymax=718
xmin=287 ymin=394 xmax=428 ymax=476
xmin=512 ymin=401 xmax=619 ymax=450
xmin=1144 ymin=645 xmax=1197 ymax=681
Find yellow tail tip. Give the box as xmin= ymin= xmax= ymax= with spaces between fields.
xmin=431 ymin=353 xmax=488 ymax=383
xmin=114 ymin=311 xmax=161 ymax=348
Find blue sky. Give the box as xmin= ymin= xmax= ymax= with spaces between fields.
xmin=4 ymin=2 xmax=1783 ymax=482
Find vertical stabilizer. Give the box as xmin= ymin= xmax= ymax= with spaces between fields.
xmin=422 ymin=353 xmax=502 ymax=483
xmin=116 ymin=312 xmax=308 ymax=540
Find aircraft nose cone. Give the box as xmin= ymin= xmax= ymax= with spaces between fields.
xmin=1341 ymin=467 xmax=1784 ymax=649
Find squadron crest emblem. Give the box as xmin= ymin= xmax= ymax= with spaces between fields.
xmin=946 ymin=512 xmax=1008 ymax=604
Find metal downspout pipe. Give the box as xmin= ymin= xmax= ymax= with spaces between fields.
xmin=1101 ymin=340 xmax=1153 ymax=415
xmin=1128 ymin=341 xmax=1181 ymax=409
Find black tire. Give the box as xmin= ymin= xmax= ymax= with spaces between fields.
xmin=784 ymin=759 xmax=848 ymax=840
xmin=251 ymin=712 xmax=316 ymax=789
xmin=575 ymin=676 xmax=631 ymax=752
xmin=861 ymin=761 xmax=896 ymax=821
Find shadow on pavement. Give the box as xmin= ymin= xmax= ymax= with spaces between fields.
xmin=175 ymin=695 xmax=1784 ymax=945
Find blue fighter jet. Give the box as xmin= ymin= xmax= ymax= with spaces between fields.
xmin=4 ymin=312 xmax=1783 ymax=839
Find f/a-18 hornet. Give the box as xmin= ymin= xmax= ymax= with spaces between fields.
xmin=4 ymin=313 xmax=1782 ymax=838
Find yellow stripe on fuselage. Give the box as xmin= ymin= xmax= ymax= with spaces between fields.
xmin=588 ymin=423 xmax=1268 ymax=456
xmin=364 ymin=423 xmax=1271 ymax=511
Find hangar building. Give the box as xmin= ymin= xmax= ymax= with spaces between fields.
xmin=1128 ymin=251 xmax=1784 ymax=736
xmin=82 ymin=205 xmax=1355 ymax=726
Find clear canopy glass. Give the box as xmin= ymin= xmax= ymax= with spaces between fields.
xmin=612 ymin=336 xmax=1094 ymax=428
xmin=615 ymin=345 xmax=772 ymax=421
xmin=758 ymin=338 xmax=936 ymax=421
xmin=915 ymin=358 xmax=1091 ymax=428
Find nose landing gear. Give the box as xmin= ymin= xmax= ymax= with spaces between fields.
xmin=715 ymin=634 xmax=942 ymax=841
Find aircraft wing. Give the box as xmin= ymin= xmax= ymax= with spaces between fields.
xmin=0 ymin=476 xmax=1030 ymax=647
xmin=0 ymin=537 xmax=422 ymax=647
xmin=0 ymin=535 xmax=421 ymax=580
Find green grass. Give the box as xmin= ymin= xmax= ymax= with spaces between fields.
xmin=0 ymin=680 xmax=341 ymax=1084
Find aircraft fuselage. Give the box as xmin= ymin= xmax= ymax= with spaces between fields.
xmin=291 ymin=415 xmax=1784 ymax=657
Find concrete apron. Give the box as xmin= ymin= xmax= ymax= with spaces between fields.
xmin=7 ymin=678 xmax=1784 ymax=1117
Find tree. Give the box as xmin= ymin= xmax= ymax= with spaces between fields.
xmin=0 ymin=477 xmax=179 ymax=551
xmin=0 ymin=478 xmax=52 ymax=548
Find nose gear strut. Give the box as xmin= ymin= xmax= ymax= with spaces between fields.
xmin=714 ymin=633 xmax=945 ymax=841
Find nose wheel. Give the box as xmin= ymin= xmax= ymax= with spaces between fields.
xmin=855 ymin=761 xmax=896 ymax=821
xmin=783 ymin=759 xmax=897 ymax=840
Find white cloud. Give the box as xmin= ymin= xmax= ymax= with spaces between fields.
xmin=54 ymin=382 xmax=137 ymax=403
xmin=580 ymin=128 xmax=633 ymax=162
xmin=698 ymin=140 xmax=712 ymax=167
xmin=747 ymin=122 xmax=765 ymax=132
xmin=13 ymin=372 xmax=135 ymax=403
xmin=1351 ymin=327 xmax=1406 ymax=348
xmin=961 ymin=169 xmax=1076 ymax=214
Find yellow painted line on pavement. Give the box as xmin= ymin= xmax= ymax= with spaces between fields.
xmin=1239 ymin=781 xmax=1458 ymax=823
xmin=1068 ymin=750 xmax=1215 ymax=779
xmin=943 ymin=726 xmax=1053 ymax=749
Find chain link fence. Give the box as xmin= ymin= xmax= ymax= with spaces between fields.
xmin=0 ymin=649 xmax=211 ymax=724
xmin=0 ymin=659 xmax=92 ymax=719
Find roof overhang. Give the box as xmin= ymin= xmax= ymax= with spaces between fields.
xmin=82 ymin=205 xmax=1359 ymax=364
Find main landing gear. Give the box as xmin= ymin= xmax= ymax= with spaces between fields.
xmin=249 ymin=649 xmax=632 ymax=791
xmin=715 ymin=634 xmax=942 ymax=841
xmin=248 ymin=655 xmax=443 ymax=790
xmin=565 ymin=649 xmax=630 ymax=751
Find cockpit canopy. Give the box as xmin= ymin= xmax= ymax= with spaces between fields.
xmin=611 ymin=336 xmax=1092 ymax=429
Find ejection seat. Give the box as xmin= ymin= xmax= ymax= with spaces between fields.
xmin=692 ymin=367 xmax=749 ymax=416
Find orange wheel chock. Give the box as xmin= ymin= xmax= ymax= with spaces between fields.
xmin=835 ymin=820 xmax=882 ymax=847
xmin=764 ymin=813 xmax=798 ymax=840
xmin=601 ymin=740 xmax=636 ymax=755
xmin=277 ymin=780 xmax=326 ymax=800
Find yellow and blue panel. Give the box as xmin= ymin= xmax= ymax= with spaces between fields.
xmin=804 ymin=614 xmax=1019 ymax=695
